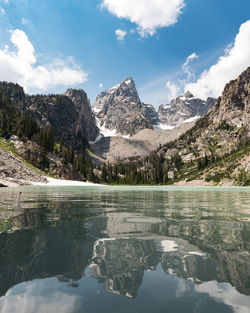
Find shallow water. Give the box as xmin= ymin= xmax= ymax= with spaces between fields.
xmin=0 ymin=186 xmax=249 ymax=313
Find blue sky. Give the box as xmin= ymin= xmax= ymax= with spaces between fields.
xmin=0 ymin=0 xmax=250 ymax=107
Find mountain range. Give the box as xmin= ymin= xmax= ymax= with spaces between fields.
xmin=93 ymin=77 xmax=216 ymax=136
xmin=0 ymin=67 xmax=249 ymax=186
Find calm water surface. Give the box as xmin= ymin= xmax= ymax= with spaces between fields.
xmin=0 ymin=186 xmax=249 ymax=313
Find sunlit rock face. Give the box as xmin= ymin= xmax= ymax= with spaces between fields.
xmin=158 ymin=91 xmax=216 ymax=127
xmin=93 ymin=78 xmax=153 ymax=136
xmin=210 ymin=66 xmax=250 ymax=129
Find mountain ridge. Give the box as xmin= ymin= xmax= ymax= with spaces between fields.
xmin=0 ymin=67 xmax=249 ymax=186
xmin=93 ymin=77 xmax=217 ymax=137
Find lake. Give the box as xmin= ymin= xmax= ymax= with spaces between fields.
xmin=0 ymin=186 xmax=249 ymax=313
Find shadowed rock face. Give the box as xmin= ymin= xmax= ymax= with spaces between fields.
xmin=141 ymin=103 xmax=160 ymax=125
xmin=64 ymin=88 xmax=99 ymax=142
xmin=25 ymin=89 xmax=99 ymax=151
xmin=0 ymin=82 xmax=99 ymax=152
xmin=93 ymin=78 xmax=153 ymax=136
xmin=158 ymin=91 xmax=216 ymax=127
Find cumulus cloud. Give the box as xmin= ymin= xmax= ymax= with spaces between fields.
xmin=101 ymin=0 xmax=185 ymax=37
xmin=0 ymin=279 xmax=81 ymax=313
xmin=115 ymin=29 xmax=127 ymax=41
xmin=0 ymin=29 xmax=87 ymax=92
xmin=185 ymin=20 xmax=250 ymax=99
xmin=166 ymin=80 xmax=180 ymax=101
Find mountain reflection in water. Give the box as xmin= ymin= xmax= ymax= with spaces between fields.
xmin=0 ymin=186 xmax=249 ymax=313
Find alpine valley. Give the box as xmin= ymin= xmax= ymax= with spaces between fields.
xmin=0 ymin=67 xmax=249 ymax=187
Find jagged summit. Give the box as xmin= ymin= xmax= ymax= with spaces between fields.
xmin=93 ymin=77 xmax=217 ymax=136
xmin=158 ymin=91 xmax=216 ymax=127
xmin=93 ymin=77 xmax=153 ymax=137
xmin=93 ymin=77 xmax=138 ymax=113
xmin=183 ymin=91 xmax=194 ymax=99
xmin=107 ymin=77 xmax=136 ymax=93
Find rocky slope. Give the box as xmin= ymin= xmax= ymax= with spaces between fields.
xmin=158 ymin=91 xmax=216 ymax=127
xmin=0 ymin=136 xmax=87 ymax=187
xmin=0 ymin=145 xmax=47 ymax=187
xmin=91 ymin=122 xmax=195 ymax=162
xmin=93 ymin=78 xmax=153 ymax=136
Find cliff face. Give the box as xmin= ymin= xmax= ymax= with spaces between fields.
xmin=93 ymin=78 xmax=153 ymax=136
xmin=64 ymin=89 xmax=99 ymax=142
xmin=26 ymin=89 xmax=99 ymax=152
xmin=210 ymin=66 xmax=250 ymax=129
xmin=0 ymin=82 xmax=99 ymax=152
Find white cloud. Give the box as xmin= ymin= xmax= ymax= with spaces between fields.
xmin=195 ymin=281 xmax=250 ymax=313
xmin=181 ymin=52 xmax=198 ymax=79
xmin=101 ymin=0 xmax=185 ymax=37
xmin=166 ymin=80 xmax=180 ymax=101
xmin=0 ymin=7 xmax=6 ymax=14
xmin=115 ymin=29 xmax=127 ymax=40
xmin=99 ymin=82 xmax=103 ymax=89
xmin=185 ymin=20 xmax=250 ymax=99
xmin=21 ymin=18 xmax=31 ymax=25
xmin=0 ymin=29 xmax=87 ymax=92
xmin=0 ymin=279 xmax=81 ymax=313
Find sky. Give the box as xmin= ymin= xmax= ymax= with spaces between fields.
xmin=0 ymin=0 xmax=250 ymax=108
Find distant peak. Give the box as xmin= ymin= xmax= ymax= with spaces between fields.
xmin=123 ymin=77 xmax=134 ymax=85
xmin=184 ymin=91 xmax=194 ymax=98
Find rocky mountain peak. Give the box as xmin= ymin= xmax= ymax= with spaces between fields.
xmin=93 ymin=78 xmax=153 ymax=137
xmin=117 ymin=77 xmax=135 ymax=89
xmin=158 ymin=92 xmax=216 ymax=127
xmin=183 ymin=91 xmax=194 ymax=99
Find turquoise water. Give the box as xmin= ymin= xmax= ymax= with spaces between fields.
xmin=0 ymin=186 xmax=249 ymax=313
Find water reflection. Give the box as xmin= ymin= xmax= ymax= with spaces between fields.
xmin=0 ymin=187 xmax=249 ymax=313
